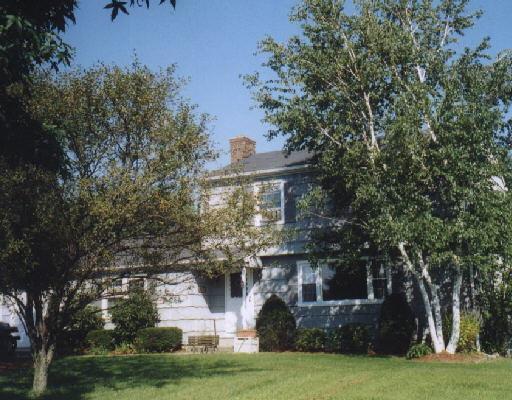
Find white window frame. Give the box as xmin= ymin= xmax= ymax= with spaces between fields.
xmin=297 ymin=260 xmax=389 ymax=307
xmin=254 ymin=179 xmax=285 ymax=226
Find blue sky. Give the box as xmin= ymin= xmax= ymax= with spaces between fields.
xmin=64 ymin=0 xmax=512 ymax=167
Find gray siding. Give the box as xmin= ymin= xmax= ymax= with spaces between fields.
xmin=254 ymin=256 xmax=382 ymax=331
xmin=156 ymin=272 xmax=227 ymax=341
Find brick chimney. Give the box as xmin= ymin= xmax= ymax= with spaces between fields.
xmin=229 ymin=135 xmax=256 ymax=164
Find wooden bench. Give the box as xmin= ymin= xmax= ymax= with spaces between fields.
xmin=188 ymin=335 xmax=219 ymax=353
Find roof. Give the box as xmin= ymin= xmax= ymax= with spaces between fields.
xmin=212 ymin=149 xmax=314 ymax=176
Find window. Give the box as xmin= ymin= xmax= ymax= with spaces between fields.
xmin=107 ymin=297 xmax=122 ymax=316
xmin=255 ymin=181 xmax=285 ymax=225
xmin=230 ymin=272 xmax=243 ymax=298
xmin=298 ymin=260 xmax=390 ymax=306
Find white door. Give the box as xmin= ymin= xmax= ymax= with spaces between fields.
xmin=225 ymin=269 xmax=255 ymax=335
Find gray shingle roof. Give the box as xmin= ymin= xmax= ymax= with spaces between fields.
xmin=213 ymin=150 xmax=313 ymax=175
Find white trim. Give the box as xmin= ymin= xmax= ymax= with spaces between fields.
xmin=253 ymin=179 xmax=285 ymax=226
xmin=297 ymin=260 xmax=386 ymax=307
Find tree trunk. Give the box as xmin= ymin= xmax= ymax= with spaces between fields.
xmin=446 ymin=267 xmax=463 ymax=354
xmin=32 ymin=346 xmax=54 ymax=396
xmin=416 ymin=277 xmax=445 ymax=353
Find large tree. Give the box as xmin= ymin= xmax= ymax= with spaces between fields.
xmin=248 ymin=0 xmax=512 ymax=353
xmin=0 ymin=61 xmax=272 ymax=395
xmin=0 ymin=0 xmax=177 ymax=170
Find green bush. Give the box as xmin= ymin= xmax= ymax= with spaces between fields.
xmin=85 ymin=329 xmax=114 ymax=351
xmin=58 ymin=305 xmax=104 ymax=354
xmin=256 ymin=295 xmax=296 ymax=351
xmin=481 ymin=280 xmax=512 ymax=355
xmin=135 ymin=327 xmax=183 ymax=353
xmin=113 ymin=342 xmax=137 ymax=355
xmin=443 ymin=311 xmax=481 ymax=353
xmin=295 ymin=328 xmax=326 ymax=352
xmin=327 ymin=324 xmax=371 ymax=354
xmin=377 ymin=293 xmax=415 ymax=355
xmin=111 ymin=288 xmax=159 ymax=345
xmin=406 ymin=343 xmax=433 ymax=359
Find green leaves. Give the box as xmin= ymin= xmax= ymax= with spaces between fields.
xmin=104 ymin=0 xmax=177 ymax=21
xmin=249 ymin=0 xmax=512 ymax=275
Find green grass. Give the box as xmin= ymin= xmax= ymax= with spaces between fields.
xmin=1 ymin=353 xmax=511 ymax=400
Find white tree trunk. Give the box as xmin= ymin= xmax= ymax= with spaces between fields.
xmin=417 ymin=278 xmax=445 ymax=353
xmin=446 ymin=267 xmax=463 ymax=354
xmin=398 ymin=243 xmax=445 ymax=353
xmin=429 ymin=283 xmax=445 ymax=350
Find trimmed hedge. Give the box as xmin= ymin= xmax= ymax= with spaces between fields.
xmin=256 ymin=295 xmax=296 ymax=351
xmin=135 ymin=327 xmax=183 ymax=353
xmin=327 ymin=324 xmax=371 ymax=354
xmin=295 ymin=328 xmax=326 ymax=352
xmin=85 ymin=329 xmax=114 ymax=351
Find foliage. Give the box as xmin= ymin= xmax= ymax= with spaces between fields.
xmin=327 ymin=324 xmax=371 ymax=354
xmin=377 ymin=293 xmax=416 ymax=355
xmin=58 ymin=306 xmax=104 ymax=355
xmin=135 ymin=327 xmax=183 ymax=353
xmin=1 ymin=59 xmax=275 ymax=394
xmin=112 ymin=342 xmax=137 ymax=355
xmin=85 ymin=330 xmax=114 ymax=352
xmin=295 ymin=328 xmax=326 ymax=352
xmin=480 ymin=268 xmax=512 ymax=355
xmin=443 ymin=312 xmax=481 ymax=353
xmin=247 ymin=0 xmax=512 ymax=354
xmin=256 ymin=295 xmax=296 ymax=351
xmin=326 ymin=324 xmax=371 ymax=354
xmin=406 ymin=343 xmax=433 ymax=360
xmin=111 ymin=289 xmax=159 ymax=345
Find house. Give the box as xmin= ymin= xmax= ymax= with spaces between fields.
xmin=138 ymin=135 xmax=394 ymax=348
xmin=0 ymin=135 xmax=395 ymax=350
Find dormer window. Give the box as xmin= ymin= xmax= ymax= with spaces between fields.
xmin=255 ymin=180 xmax=285 ymax=226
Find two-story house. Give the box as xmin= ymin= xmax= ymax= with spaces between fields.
xmin=0 ymin=135 xmax=394 ymax=350
xmin=141 ymin=135 xmax=394 ymax=349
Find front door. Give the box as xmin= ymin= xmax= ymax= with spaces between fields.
xmin=225 ymin=269 xmax=255 ymax=335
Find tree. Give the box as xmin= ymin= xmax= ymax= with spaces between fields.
xmin=247 ymin=0 xmax=512 ymax=354
xmin=111 ymin=288 xmax=159 ymax=345
xmin=0 ymin=0 xmax=177 ymax=170
xmin=0 ymin=61 xmax=272 ymax=395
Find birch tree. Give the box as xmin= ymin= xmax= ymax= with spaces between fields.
xmin=247 ymin=0 xmax=512 ymax=354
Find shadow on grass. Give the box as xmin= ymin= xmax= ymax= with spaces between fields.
xmin=0 ymin=354 xmax=261 ymax=400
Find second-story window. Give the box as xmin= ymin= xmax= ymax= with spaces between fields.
xmin=256 ymin=181 xmax=285 ymax=225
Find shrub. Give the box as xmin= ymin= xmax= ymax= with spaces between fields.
xmin=85 ymin=329 xmax=114 ymax=351
xmin=327 ymin=324 xmax=371 ymax=354
xmin=59 ymin=306 xmax=104 ymax=354
xmin=406 ymin=343 xmax=433 ymax=359
xmin=480 ymin=280 xmax=512 ymax=355
xmin=377 ymin=293 xmax=415 ymax=355
xmin=256 ymin=295 xmax=296 ymax=351
xmin=113 ymin=342 xmax=137 ymax=355
xmin=295 ymin=328 xmax=326 ymax=352
xmin=111 ymin=288 xmax=159 ymax=345
xmin=135 ymin=327 xmax=183 ymax=353
xmin=325 ymin=329 xmax=343 ymax=353
xmin=443 ymin=311 xmax=481 ymax=353
xmin=340 ymin=324 xmax=371 ymax=354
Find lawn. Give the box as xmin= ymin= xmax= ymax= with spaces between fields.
xmin=1 ymin=353 xmax=511 ymax=400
